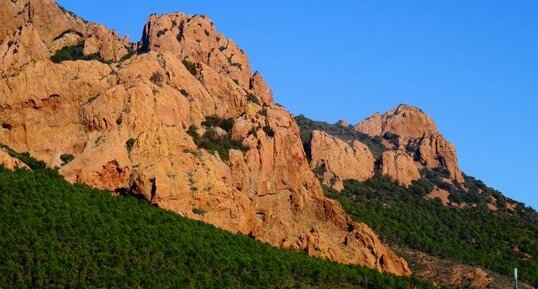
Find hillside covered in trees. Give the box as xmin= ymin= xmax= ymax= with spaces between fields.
xmin=0 ymin=148 xmax=437 ymax=289
xmin=326 ymin=176 xmax=538 ymax=286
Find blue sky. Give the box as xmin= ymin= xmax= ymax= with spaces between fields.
xmin=57 ymin=1 xmax=537 ymax=209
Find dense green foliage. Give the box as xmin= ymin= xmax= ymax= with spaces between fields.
xmin=294 ymin=115 xmax=386 ymax=158
xmin=51 ymin=43 xmax=134 ymax=64
xmin=326 ymin=175 xmax=538 ymax=286
xmin=51 ymin=43 xmax=100 ymax=63
xmin=0 ymin=165 xmax=438 ymax=288
xmin=188 ymin=116 xmax=248 ymax=162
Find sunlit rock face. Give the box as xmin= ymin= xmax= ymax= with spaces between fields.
xmin=0 ymin=0 xmax=411 ymax=276
xmin=355 ymin=104 xmax=464 ymax=183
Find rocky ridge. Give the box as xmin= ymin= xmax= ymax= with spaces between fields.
xmin=305 ymin=104 xmax=465 ymax=190
xmin=0 ymin=0 xmax=410 ymax=275
xmin=355 ymin=104 xmax=464 ymax=184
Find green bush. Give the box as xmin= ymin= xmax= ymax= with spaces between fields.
xmin=60 ymin=154 xmax=75 ymax=166
xmin=0 ymin=144 xmax=47 ymax=170
xmin=188 ymin=124 xmax=247 ymax=162
xmin=0 ymin=157 xmax=438 ymax=289
xmin=50 ymin=43 xmax=110 ymax=63
xmin=246 ymin=93 xmax=261 ymax=105
xmin=182 ymin=59 xmax=198 ymax=76
xmin=150 ymin=71 xmax=164 ymax=86
xmin=125 ymin=138 xmax=136 ymax=153
xmin=202 ymin=115 xmax=234 ymax=133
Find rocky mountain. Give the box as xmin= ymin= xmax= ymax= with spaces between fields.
xmin=297 ymin=111 xmax=537 ymax=288
xmin=300 ymin=104 xmax=464 ymax=190
xmin=0 ymin=0 xmax=410 ymax=276
xmin=2 ymin=1 xmax=537 ymax=288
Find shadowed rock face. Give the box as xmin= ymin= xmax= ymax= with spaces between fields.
xmin=0 ymin=0 xmax=410 ymax=276
xmin=355 ymin=104 xmax=464 ymax=184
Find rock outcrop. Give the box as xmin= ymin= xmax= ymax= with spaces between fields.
xmin=309 ymin=130 xmax=374 ymax=190
xmin=0 ymin=0 xmax=410 ymax=276
xmin=380 ymin=150 xmax=421 ymax=187
xmin=0 ymin=148 xmax=30 ymax=170
xmin=355 ymin=104 xmax=464 ymax=183
xmin=425 ymin=186 xmax=451 ymax=206
xmin=0 ymin=0 xmax=129 ymax=76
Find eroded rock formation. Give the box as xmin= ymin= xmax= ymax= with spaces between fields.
xmin=0 ymin=0 xmax=410 ymax=276
xmin=309 ymin=130 xmax=374 ymax=190
xmin=355 ymin=104 xmax=464 ymax=183
xmin=380 ymin=150 xmax=421 ymax=187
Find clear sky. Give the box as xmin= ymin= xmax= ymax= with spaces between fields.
xmin=57 ymin=1 xmax=537 ymax=209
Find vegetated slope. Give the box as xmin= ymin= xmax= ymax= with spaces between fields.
xmin=0 ymin=153 xmax=436 ymax=289
xmin=325 ymin=174 xmax=538 ymax=287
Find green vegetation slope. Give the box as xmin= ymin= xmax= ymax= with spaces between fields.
xmin=325 ymin=175 xmax=538 ymax=287
xmin=0 ymin=149 xmax=436 ymax=289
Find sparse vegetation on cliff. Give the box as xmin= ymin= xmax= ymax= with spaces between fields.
xmin=246 ymin=93 xmax=261 ymax=105
xmin=326 ymin=174 xmax=538 ymax=286
xmin=295 ymin=115 xmax=386 ymax=158
xmin=188 ymin=116 xmax=248 ymax=161
xmin=0 ymin=155 xmax=437 ymax=289
xmin=50 ymin=43 xmax=111 ymax=63
xmin=182 ymin=59 xmax=198 ymax=76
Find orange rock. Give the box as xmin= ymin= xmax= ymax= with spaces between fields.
xmin=0 ymin=1 xmax=411 ymax=276
xmin=0 ymin=148 xmax=30 ymax=170
xmin=356 ymin=104 xmax=464 ymax=183
xmin=0 ymin=0 xmax=128 ymax=75
xmin=309 ymin=130 xmax=374 ymax=190
xmin=381 ymin=150 xmax=421 ymax=187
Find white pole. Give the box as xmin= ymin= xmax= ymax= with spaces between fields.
xmin=514 ymin=268 xmax=518 ymax=289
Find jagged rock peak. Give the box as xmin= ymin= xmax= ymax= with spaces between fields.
xmin=355 ymin=104 xmax=437 ymax=139
xmin=355 ymin=104 xmax=464 ymax=183
xmin=0 ymin=0 xmax=130 ymax=75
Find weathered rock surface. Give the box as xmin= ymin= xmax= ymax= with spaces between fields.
xmin=0 ymin=148 xmax=30 ymax=170
xmin=355 ymin=104 xmax=464 ymax=183
xmin=0 ymin=0 xmax=129 ymax=76
xmin=309 ymin=130 xmax=375 ymax=191
xmin=425 ymin=186 xmax=450 ymax=206
xmin=380 ymin=150 xmax=421 ymax=187
xmin=0 ymin=0 xmax=410 ymax=276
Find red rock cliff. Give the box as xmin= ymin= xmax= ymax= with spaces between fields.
xmin=0 ymin=0 xmax=410 ymax=276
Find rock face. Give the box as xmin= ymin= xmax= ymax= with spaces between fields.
xmin=355 ymin=104 xmax=464 ymax=184
xmin=0 ymin=0 xmax=129 ymax=76
xmin=380 ymin=150 xmax=421 ymax=187
xmin=309 ymin=130 xmax=374 ymax=190
xmin=0 ymin=0 xmax=410 ymax=276
xmin=0 ymin=148 xmax=30 ymax=171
